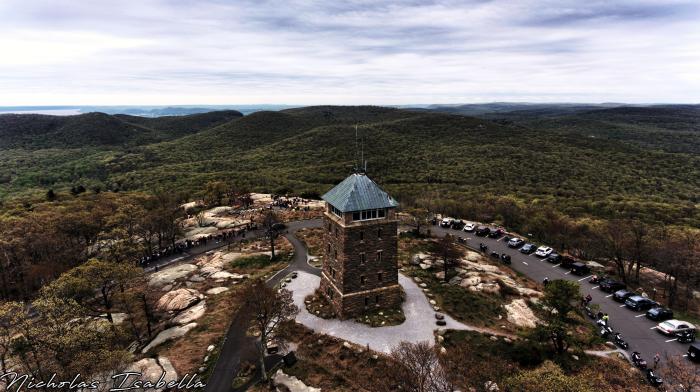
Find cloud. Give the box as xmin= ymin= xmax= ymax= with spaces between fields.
xmin=0 ymin=0 xmax=698 ymax=105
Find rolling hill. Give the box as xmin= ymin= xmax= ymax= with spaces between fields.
xmin=0 ymin=105 xmax=698 ymax=226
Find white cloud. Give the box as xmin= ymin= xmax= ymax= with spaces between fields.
xmin=0 ymin=0 xmax=698 ymax=105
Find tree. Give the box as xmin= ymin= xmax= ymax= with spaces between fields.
xmin=661 ymin=353 xmax=700 ymax=392
xmin=377 ymin=341 xmax=453 ymax=392
xmin=431 ymin=235 xmax=462 ymax=282
xmin=262 ymin=211 xmax=281 ymax=260
xmin=41 ymin=259 xmax=141 ymax=323
xmin=242 ymin=280 xmax=298 ymax=382
xmin=533 ymin=279 xmax=581 ymax=355
xmin=0 ymin=301 xmax=25 ymax=375
xmin=405 ymin=207 xmax=430 ymax=236
xmin=204 ymin=181 xmax=227 ymax=206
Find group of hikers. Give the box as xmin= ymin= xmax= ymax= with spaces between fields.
xmin=138 ymin=222 xmax=259 ymax=268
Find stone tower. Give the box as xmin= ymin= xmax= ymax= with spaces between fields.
xmin=318 ymin=173 xmax=402 ymax=319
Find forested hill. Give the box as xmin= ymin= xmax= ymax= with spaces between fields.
xmin=0 ymin=110 xmax=243 ymax=149
xmin=0 ymin=105 xmax=698 ymax=226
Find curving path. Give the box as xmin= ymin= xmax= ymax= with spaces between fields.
xmin=204 ymin=218 xmax=322 ymax=392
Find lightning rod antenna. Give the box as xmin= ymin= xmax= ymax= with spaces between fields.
xmin=354 ymin=124 xmax=359 ymax=173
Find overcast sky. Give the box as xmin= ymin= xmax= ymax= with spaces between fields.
xmin=1 ymin=0 xmax=699 ymax=105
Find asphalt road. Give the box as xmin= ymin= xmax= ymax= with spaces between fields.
xmin=204 ymin=218 xmax=322 ymax=392
xmin=430 ymin=224 xmax=695 ymax=368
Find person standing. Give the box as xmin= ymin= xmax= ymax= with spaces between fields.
xmin=654 ymin=352 xmax=661 ymax=369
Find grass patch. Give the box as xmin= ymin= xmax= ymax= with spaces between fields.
xmin=231 ymin=253 xmax=279 ymax=269
xmin=354 ymin=307 xmax=405 ymax=327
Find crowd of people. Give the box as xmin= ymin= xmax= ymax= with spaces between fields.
xmin=138 ymin=222 xmax=259 ymax=268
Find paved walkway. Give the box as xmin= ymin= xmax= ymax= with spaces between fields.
xmin=287 ymin=271 xmax=475 ymax=353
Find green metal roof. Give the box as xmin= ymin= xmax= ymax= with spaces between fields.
xmin=322 ymin=173 xmax=399 ymax=212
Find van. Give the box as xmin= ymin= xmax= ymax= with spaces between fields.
xmin=570 ymin=262 xmax=590 ymax=276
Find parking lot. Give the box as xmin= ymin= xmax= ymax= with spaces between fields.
xmin=430 ymin=221 xmax=697 ymax=367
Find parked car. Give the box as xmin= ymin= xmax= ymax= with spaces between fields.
xmin=451 ymin=219 xmax=465 ymax=230
xmin=545 ymin=253 xmax=562 ymax=264
xmin=656 ymin=319 xmax=696 ymax=336
xmin=688 ymin=344 xmax=700 ymax=362
xmin=646 ymin=306 xmax=674 ymax=321
xmin=599 ymin=279 xmax=626 ymax=293
xmin=559 ymin=256 xmax=575 ymax=269
xmin=625 ymin=296 xmax=657 ymax=311
xmin=570 ymin=262 xmax=590 ymax=276
xmin=475 ymin=226 xmax=490 ymax=236
xmin=613 ymin=289 xmax=635 ymax=303
xmin=535 ymin=246 xmax=553 ymax=257
xmin=440 ymin=218 xmax=453 ymax=228
xmin=487 ymin=228 xmax=504 ymax=238
xmin=520 ymin=243 xmax=537 ymax=254
xmin=507 ymin=237 xmax=525 ymax=248
xmin=463 ymin=222 xmax=476 ymax=232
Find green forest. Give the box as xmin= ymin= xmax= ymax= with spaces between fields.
xmin=1 ymin=105 xmax=698 ymax=227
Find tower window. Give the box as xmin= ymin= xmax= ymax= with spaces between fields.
xmin=359 ymin=231 xmax=364 ymax=241
xmin=327 ymin=222 xmax=331 ymax=232
xmin=375 ymin=294 xmax=381 ymax=304
xmin=352 ymin=212 xmax=361 ymax=220
xmin=377 ymin=272 xmax=383 ymax=282
xmin=377 ymin=227 xmax=382 ymax=238
xmin=360 ymin=253 xmax=366 ymax=264
xmin=360 ymin=275 xmax=366 ymax=285
xmin=377 ymin=251 xmax=382 ymax=262
xmin=364 ymin=297 xmax=369 ymax=306
xmin=331 ymin=267 xmax=336 ymax=278
xmin=334 ymin=250 xmax=338 ymax=260
xmin=327 ymin=243 xmax=331 ymax=254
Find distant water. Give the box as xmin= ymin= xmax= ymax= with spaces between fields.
xmin=0 ymin=109 xmax=82 ymax=115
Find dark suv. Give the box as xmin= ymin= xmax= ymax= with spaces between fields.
xmin=451 ymin=220 xmax=465 ymax=230
xmin=487 ymin=228 xmax=504 ymax=238
xmin=475 ymin=226 xmax=490 ymax=236
xmin=546 ymin=253 xmax=562 ymax=264
xmin=559 ymin=256 xmax=575 ymax=269
xmin=613 ymin=289 xmax=634 ymax=302
xmin=599 ymin=279 xmax=626 ymax=293
xmin=520 ymin=243 xmax=536 ymax=254
xmin=646 ymin=306 xmax=673 ymax=321
xmin=625 ymin=296 xmax=657 ymax=311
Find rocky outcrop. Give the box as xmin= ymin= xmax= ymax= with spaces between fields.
xmin=149 ymin=264 xmax=197 ymax=287
xmin=206 ymin=287 xmax=229 ymax=295
xmin=156 ymin=288 xmax=202 ymax=312
xmin=173 ymin=301 xmax=206 ymax=325
xmin=504 ymin=299 xmax=539 ymax=328
xmin=142 ymin=323 xmax=198 ymax=353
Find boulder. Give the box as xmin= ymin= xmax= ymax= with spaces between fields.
xmin=272 ymin=369 xmax=321 ymax=392
xmin=149 ymin=264 xmax=198 ymax=287
xmin=189 ymin=275 xmax=205 ymax=283
xmin=156 ymin=288 xmax=202 ymax=312
xmin=211 ymin=271 xmax=249 ymax=281
xmin=126 ymin=357 xmax=179 ymax=390
xmin=419 ymin=263 xmax=432 ymax=270
xmin=173 ymin=301 xmax=206 ymax=324
xmin=434 ymin=271 xmax=445 ymax=280
xmin=460 ymin=276 xmax=481 ymax=287
xmin=504 ymin=299 xmax=539 ymax=329
xmin=206 ymin=287 xmax=229 ymax=295
xmin=142 ymin=323 xmax=198 ymax=353
xmin=448 ymin=276 xmax=463 ymax=285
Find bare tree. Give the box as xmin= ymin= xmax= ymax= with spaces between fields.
xmin=662 ymin=354 xmax=700 ymax=392
xmin=377 ymin=341 xmax=454 ymax=392
xmin=262 ymin=211 xmax=281 ymax=260
xmin=431 ymin=235 xmax=462 ymax=282
xmin=242 ymin=280 xmax=298 ymax=382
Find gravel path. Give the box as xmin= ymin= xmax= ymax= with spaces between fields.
xmin=287 ymin=271 xmax=475 ymax=353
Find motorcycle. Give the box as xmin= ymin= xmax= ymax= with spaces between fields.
xmin=500 ymin=253 xmax=511 ymax=265
xmin=479 ymin=243 xmax=488 ymax=252
xmin=599 ymin=324 xmax=614 ymax=339
xmin=676 ymin=329 xmax=696 ymax=343
xmin=490 ymin=251 xmax=500 ymax=259
xmin=612 ymin=332 xmax=629 ymax=349
xmin=631 ymin=352 xmax=647 ymax=369
xmin=458 ymin=237 xmax=466 ymax=244
xmin=584 ymin=305 xmax=596 ymax=319
xmin=645 ymin=369 xmax=663 ymax=387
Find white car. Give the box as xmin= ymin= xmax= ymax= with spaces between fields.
xmin=535 ymin=246 xmax=553 ymax=257
xmin=440 ymin=217 xmax=453 ymax=228
xmin=463 ymin=222 xmax=476 ymax=232
xmin=656 ymin=319 xmax=696 ymax=336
